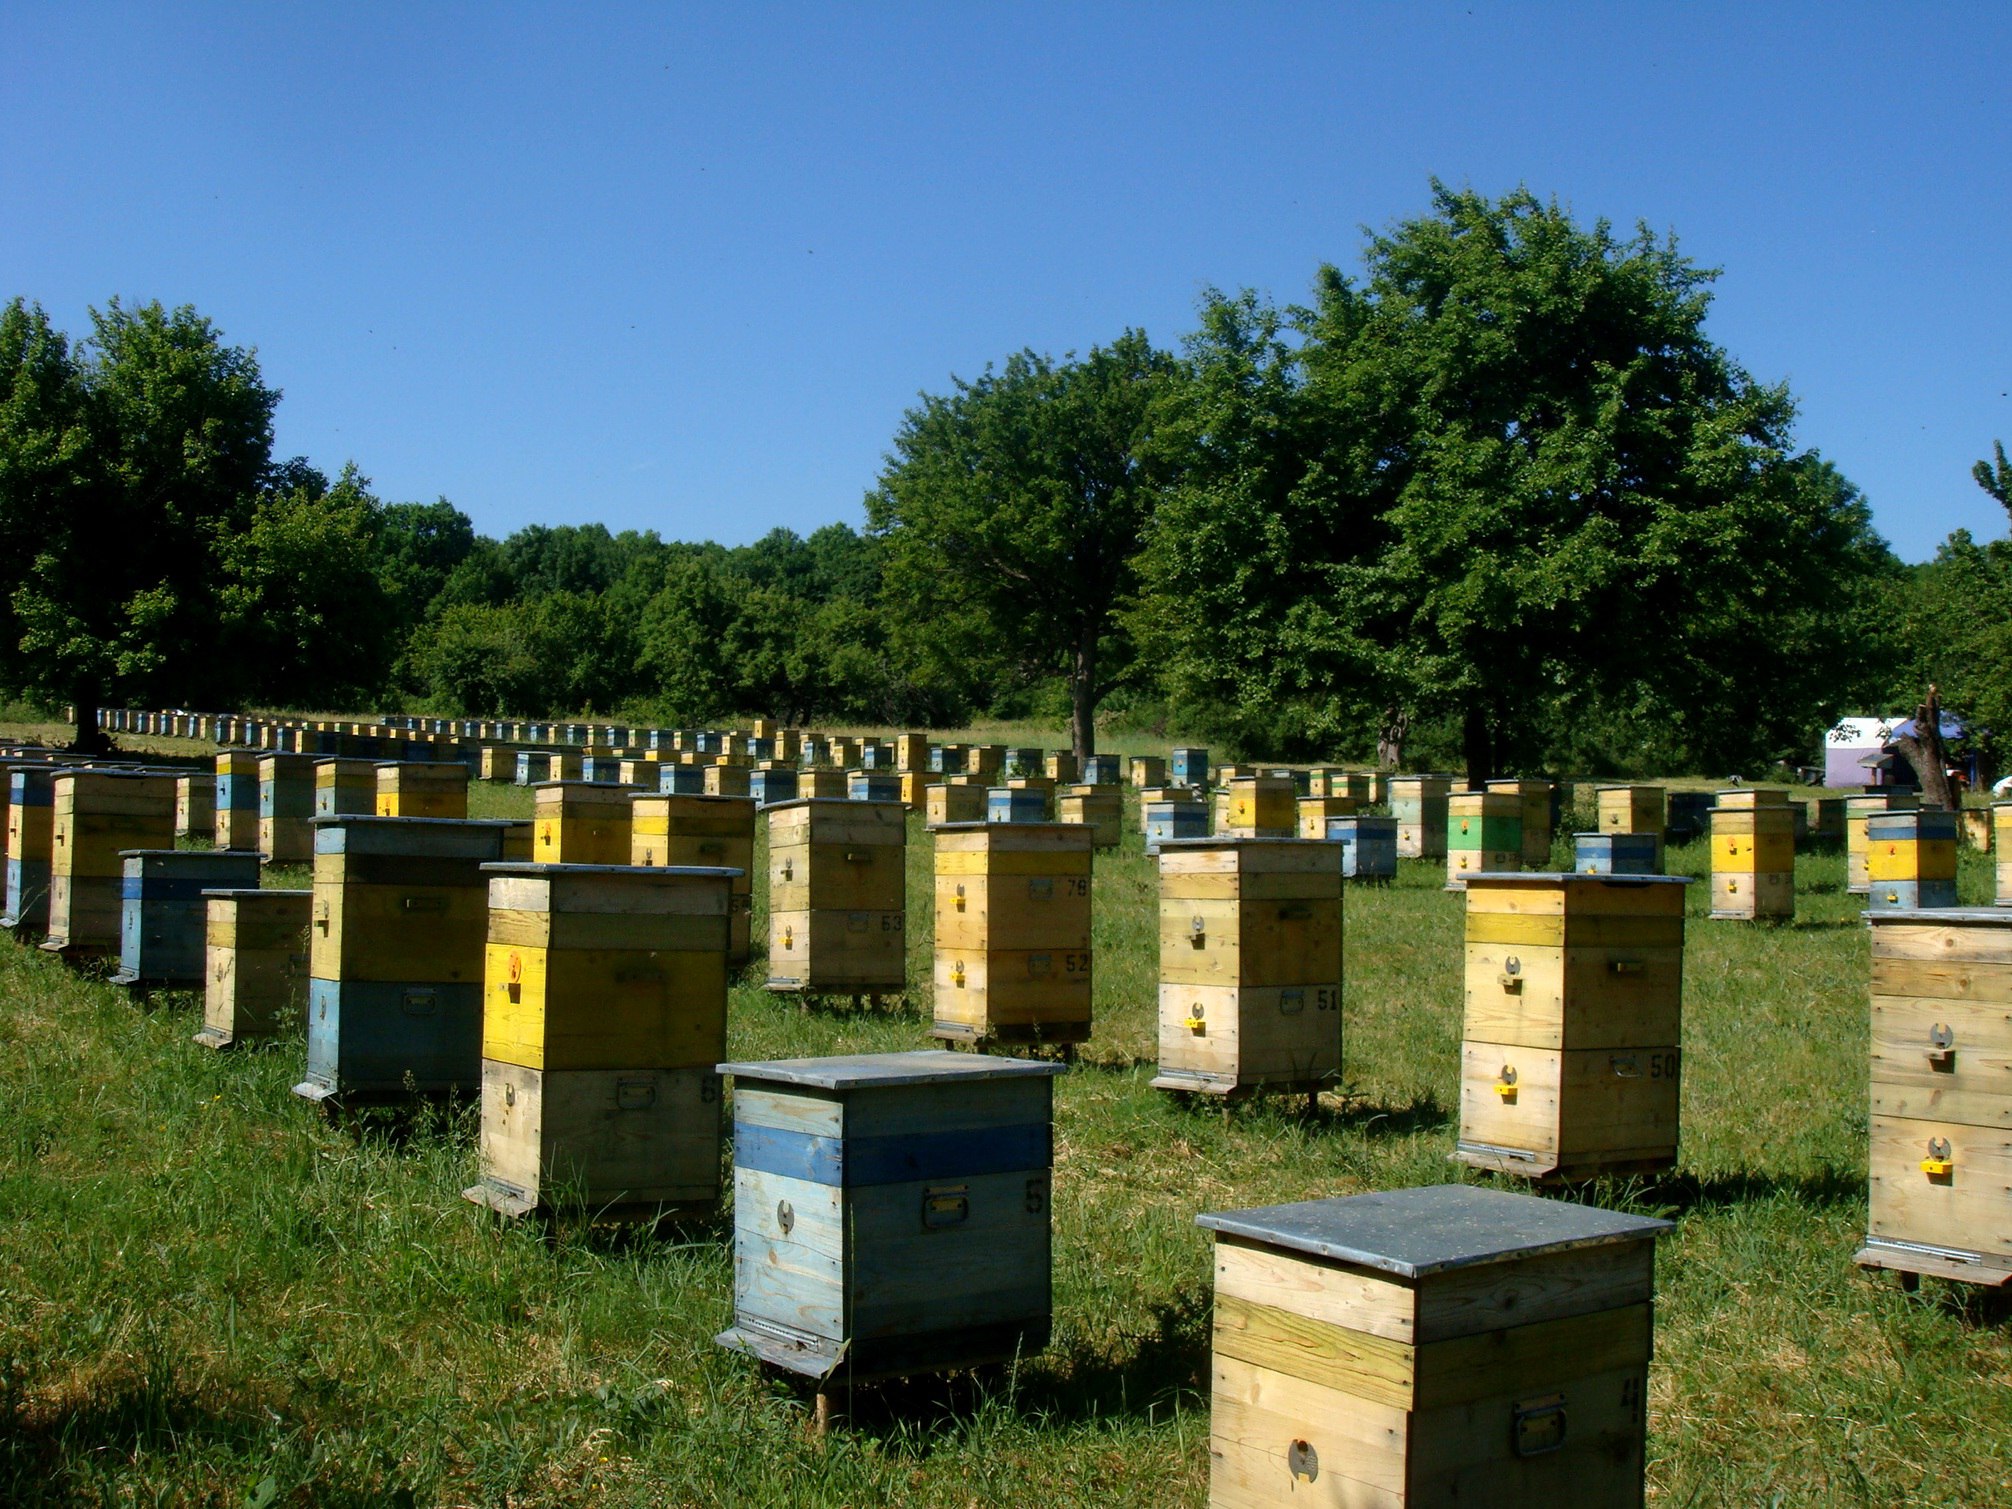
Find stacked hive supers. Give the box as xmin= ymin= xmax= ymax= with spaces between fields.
xmin=629 ymin=793 xmax=755 ymax=964
xmin=44 ymin=771 xmax=176 ymax=954
xmin=1446 ymin=790 xmax=1522 ymax=890
xmin=194 ymin=888 xmax=311 ymax=1049
xmin=764 ymin=799 xmax=906 ymax=997
xmin=1709 ymin=788 xmax=1796 ymax=920
xmin=1389 ymin=775 xmax=1451 ymax=860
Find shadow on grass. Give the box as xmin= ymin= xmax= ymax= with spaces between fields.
xmin=322 ymin=1094 xmax=479 ymax=1152
xmin=768 ymin=990 xmax=924 ymax=1023
xmin=1325 ymin=1090 xmax=1451 ymax=1139
xmin=1533 ymin=1164 xmax=1867 ymax=1219
xmin=1788 ymin=918 xmax=1865 ymax=932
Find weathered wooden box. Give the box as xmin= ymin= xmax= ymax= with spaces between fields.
xmin=848 ymin=770 xmax=901 ymax=803
xmin=175 ymin=773 xmax=216 ymax=840
xmin=1665 ymin=790 xmax=1713 ymax=843
xmin=765 ymin=798 xmax=907 ymax=995
xmin=1846 ymin=790 xmax=1918 ymax=894
xmin=929 ymin=822 xmax=1093 ymax=1049
xmin=1488 ymin=777 xmax=1555 ymax=866
xmin=1056 ymin=783 xmax=1123 ymax=848
xmin=1171 ymin=747 xmax=1210 ymax=789
xmin=1326 ymin=815 xmax=1398 ymax=880
xmin=478 ymin=746 xmax=516 ymax=782
xmin=986 ymin=785 xmax=1049 ymax=824
xmin=257 ymin=753 xmax=317 ymax=866
xmin=1857 ymin=907 xmax=2012 ymax=1285
xmin=532 ymin=781 xmax=634 ymax=865
xmin=749 ymin=767 xmax=799 ymax=806
xmin=1129 ymin=755 xmax=1168 ymax=788
xmin=704 ymin=763 xmax=752 ymax=798
xmin=893 ymin=733 xmax=930 ymax=772
xmin=377 ymin=760 xmax=470 ymax=819
xmin=1297 ymin=795 xmax=1360 ymax=841
xmin=1710 ymin=789 xmax=1796 ymax=920
xmin=896 ymin=771 xmax=935 ymax=812
xmin=467 ymin=862 xmax=736 ymax=1218
xmin=1197 ymin=1184 xmax=1668 ymax=1507
xmin=1145 ymin=792 xmax=1210 ymax=856
xmin=716 ymin=1050 xmax=1064 ymax=1382
xmin=3 ymin=763 xmax=58 ymax=931
xmin=1865 ymin=809 xmax=1960 ymax=911
xmin=43 ymin=771 xmax=177 ymax=954
xmin=194 ymin=887 xmax=310 ymax=1048
xmin=1389 ymin=775 xmax=1451 ymax=859
xmin=630 ymin=792 xmax=756 ymax=964
xmin=926 ymin=781 xmax=987 ymax=826
xmin=1223 ymin=776 xmax=1296 ymax=839
xmin=113 ymin=848 xmax=262 ymax=987
xmin=294 ymin=816 xmax=512 ymax=1102
xmin=1446 ymin=791 xmax=1522 ymax=890
xmin=1574 ymin=832 xmax=1662 ymax=877
xmin=1080 ymin=754 xmax=1122 ymax=786
xmin=1456 ymin=873 xmax=1688 ymax=1181
xmin=1151 ymin=838 xmax=1343 ymax=1098
xmin=654 ymin=761 xmax=705 ymax=795
xmin=1595 ymin=786 xmax=1666 ymax=873
xmin=1997 ymin=803 xmax=2012 ymax=904
xmin=314 ymin=757 xmax=378 ymax=819
xmin=966 ymin=744 xmax=1007 ymax=779
xmin=1042 ymin=750 xmax=1079 ymax=784
xmin=214 ymin=750 xmax=263 ymax=852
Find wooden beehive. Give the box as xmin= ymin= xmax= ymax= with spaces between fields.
xmin=930 ymin=822 xmax=1093 ymax=1049
xmin=630 ymin=792 xmax=756 ymax=964
xmin=1456 ymin=872 xmax=1688 ymax=1181
xmin=1389 ymin=775 xmax=1452 ymax=859
xmin=1574 ymin=833 xmax=1661 ymax=876
xmin=194 ymin=888 xmax=311 ymax=1049
xmin=985 ymin=783 xmax=1047 ymax=826
xmin=1709 ymin=789 xmax=1796 ymax=921
xmin=478 ymin=746 xmax=516 ymax=782
xmin=1151 ymin=838 xmax=1343 ymax=1099
xmin=1043 ymin=750 xmax=1080 ymax=784
xmin=658 ymin=762 xmax=708 ymax=795
xmin=794 ymin=768 xmax=845 ymax=799
xmin=1865 ymin=809 xmax=1960 ymax=911
xmin=1081 ymin=755 xmax=1122 ymax=786
xmin=1665 ymin=790 xmax=1713 ymax=844
xmin=848 ymin=770 xmax=901 ymax=803
xmin=1004 ymin=747 xmax=1045 ymax=778
xmin=258 ymin=753 xmax=317 ymax=865
xmin=893 ymin=733 xmax=930 ymax=772
xmin=1487 ymin=777 xmax=1555 ymax=866
xmin=1326 ymin=815 xmax=1398 ymax=880
xmin=532 ymin=781 xmax=634 ymax=865
xmin=1998 ymin=803 xmax=2012 ymax=905
xmin=4 ymin=763 xmax=58 ymax=931
xmin=214 ymin=750 xmax=262 ymax=851
xmin=749 ymin=767 xmax=799 ymax=807
xmin=1297 ymin=795 xmax=1360 ymax=840
xmin=1446 ymin=790 xmax=1522 ymax=890
xmin=1170 ymin=747 xmax=1210 ymax=789
xmin=716 ymin=1050 xmax=1063 ymax=1384
xmin=1857 ymin=908 xmax=2012 ymax=1286
xmin=294 ymin=816 xmax=512 ymax=1103
xmin=1145 ymin=791 xmax=1210 ymax=855
xmin=377 ymin=760 xmax=470 ymax=819
xmin=467 ymin=862 xmax=736 ymax=1219
xmin=174 ymin=773 xmax=215 ymax=841
xmin=314 ymin=757 xmax=378 ymax=819
xmin=1129 ymin=755 xmax=1168 ymax=788
xmin=965 ymin=744 xmax=1007 ymax=779
xmin=112 ymin=848 xmax=261 ymax=987
xmin=1196 ymin=1184 xmax=1669 ymax=1507
xmin=43 ymin=771 xmax=176 ymax=954
xmin=1057 ymin=782 xmax=1123 ymax=848
xmin=1595 ymin=786 xmax=1666 ymax=872
xmin=896 ymin=771 xmax=935 ymax=812
xmin=1223 ymin=776 xmax=1295 ymax=839
xmin=926 ymin=781 xmax=987 ymax=826
xmin=765 ymin=798 xmax=907 ymax=996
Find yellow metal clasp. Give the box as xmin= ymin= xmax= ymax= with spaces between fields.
xmin=1495 ymin=1064 xmax=1518 ymax=1101
xmin=781 ymin=925 xmax=794 ymax=951
xmin=1921 ymin=1137 xmax=1953 ymax=1179
xmin=1183 ymin=1002 xmax=1206 ymax=1034
xmin=951 ymin=959 xmax=965 ymax=987
xmin=954 ymin=883 xmax=966 ymax=912
xmin=1498 ymin=956 xmax=1522 ymax=992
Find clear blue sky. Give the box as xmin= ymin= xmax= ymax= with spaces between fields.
xmin=3 ymin=3 xmax=2006 ymax=562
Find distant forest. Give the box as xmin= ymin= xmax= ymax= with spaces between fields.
xmin=3 ymin=187 xmax=2007 ymax=777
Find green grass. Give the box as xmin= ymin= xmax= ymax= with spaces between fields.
xmin=2 ymin=776 xmax=2009 ymax=1506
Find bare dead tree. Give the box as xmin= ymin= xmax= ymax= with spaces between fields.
xmin=1889 ymin=684 xmax=1960 ymax=810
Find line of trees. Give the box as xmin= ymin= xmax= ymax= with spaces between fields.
xmin=0 ymin=185 xmax=1996 ymax=778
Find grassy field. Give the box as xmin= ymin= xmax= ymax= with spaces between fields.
xmin=1 ymin=748 xmax=2009 ymax=1506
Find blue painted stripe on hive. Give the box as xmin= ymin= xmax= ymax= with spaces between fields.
xmin=733 ymin=1121 xmax=1052 ymax=1188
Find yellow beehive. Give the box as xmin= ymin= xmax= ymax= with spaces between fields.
xmin=1057 ymin=782 xmax=1123 ymax=848
xmin=194 ymin=888 xmax=310 ymax=1049
xmin=376 ymin=761 xmax=469 ymax=819
xmin=478 ymin=745 xmax=516 ymax=782
xmin=1044 ymin=751 xmax=1080 ymax=784
xmin=1129 ymin=755 xmax=1168 ymax=787
xmin=1596 ymin=786 xmax=1665 ymax=871
xmin=468 ymin=862 xmax=734 ymax=1219
xmin=1224 ymin=776 xmax=1296 ymax=839
xmin=1846 ymin=790 xmax=1920 ymax=895
xmin=43 ymin=770 xmax=177 ymax=953
xmin=1997 ymin=803 xmax=2012 ymax=904
xmin=751 ymin=717 xmax=779 ymax=741
xmin=765 ymin=798 xmax=907 ymax=996
xmin=894 ymin=733 xmax=930 ymax=771
xmin=1151 ymin=838 xmax=1343 ymax=1100
xmin=1456 ymin=872 xmax=1687 ymax=1181
xmin=966 ymin=744 xmax=1007 ymax=779
xmin=1709 ymin=788 xmax=1796 ymax=921
xmin=532 ymin=782 xmax=634 ymax=865
xmin=930 ymin=822 xmax=1094 ymax=1049
xmin=799 ymin=768 xmax=849 ymax=799
xmin=1197 ymin=1184 xmax=1669 ymax=1509
xmin=829 ymin=736 xmax=862 ymax=768
xmin=927 ymin=780 xmax=987 ymax=826
xmin=630 ymin=793 xmax=755 ymax=963
xmin=897 ymin=771 xmax=938 ymax=811
xmin=1487 ymin=777 xmax=1555 ymax=866
xmin=1857 ymin=908 xmax=2012 ymax=1287
xmin=1297 ymin=795 xmax=1360 ymax=840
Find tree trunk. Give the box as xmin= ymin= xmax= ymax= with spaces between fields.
xmin=1461 ymin=702 xmax=1493 ymax=789
xmin=67 ymin=687 xmax=110 ymax=756
xmin=1070 ymin=632 xmax=1097 ymax=762
xmin=1890 ymin=684 xmax=1959 ymax=810
xmin=1376 ymin=707 xmax=1409 ymax=770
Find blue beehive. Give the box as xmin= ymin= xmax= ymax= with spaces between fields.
xmin=580 ymin=755 xmax=623 ymax=784
xmin=659 ymin=763 xmax=707 ymax=794
xmin=3 ymin=764 xmax=58 ymax=931
xmin=113 ymin=848 xmax=262 ymax=987
xmin=716 ymin=1050 xmax=1064 ymax=1385
xmin=1575 ymin=831 xmax=1663 ymax=875
xmin=849 ymin=771 xmax=901 ymax=803
xmin=1144 ymin=794 xmax=1209 ymax=855
xmin=1326 ymin=815 xmax=1398 ymax=880
xmin=515 ymin=750 xmax=552 ymax=786
xmin=1170 ymin=747 xmax=1210 ymax=788
xmin=987 ymin=786 xmax=1048 ymax=824
xmin=1080 ymin=755 xmax=1122 ymax=786
xmin=749 ymin=767 xmax=800 ymax=807
xmin=694 ymin=731 xmax=724 ymax=756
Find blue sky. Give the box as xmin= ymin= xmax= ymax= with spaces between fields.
xmin=3 ymin=3 xmax=2006 ymax=561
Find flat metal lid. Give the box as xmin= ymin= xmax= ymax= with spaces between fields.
xmin=479 ymin=861 xmax=741 ymax=878
xmin=1866 ymin=907 xmax=2012 ymax=926
xmin=1196 ymin=1184 xmax=1670 ymax=1277
xmin=1467 ymin=871 xmax=1690 ymax=886
xmin=717 ymin=1049 xmax=1066 ymax=1089
xmin=1155 ymin=837 xmax=1336 ymax=850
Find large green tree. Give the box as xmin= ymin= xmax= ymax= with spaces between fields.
xmin=866 ymin=330 xmax=1176 ymax=758
xmin=1139 ymin=186 xmax=1895 ymax=780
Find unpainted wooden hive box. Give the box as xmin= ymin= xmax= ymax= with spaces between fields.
xmin=376 ymin=760 xmax=470 ymax=819
xmin=1994 ymin=802 xmax=2012 ymax=903
xmin=313 ymin=757 xmax=378 ymax=819
xmin=468 ymin=861 xmax=737 ymax=1219
xmin=717 ymin=1050 xmax=1064 ymax=1382
xmin=1151 ymin=838 xmax=1343 ymax=1097
xmin=1129 ymin=754 xmax=1168 ymax=788
xmin=256 ymin=753 xmax=318 ymax=866
xmin=1858 ymin=907 xmax=2012 ymax=1286
xmin=926 ymin=781 xmax=987 ymax=826
xmin=1456 ymin=873 xmax=1688 ymax=1181
xmin=1144 ymin=792 xmax=1210 ymax=856
xmin=929 ymin=821 xmax=1093 ymax=1050
xmin=1056 ymin=783 xmax=1123 ymax=848
xmin=1197 ymin=1184 xmax=1669 ymax=1507
xmin=1709 ymin=789 xmax=1795 ymax=920
xmin=195 ymin=887 xmax=311 ymax=1049
xmin=532 ymin=781 xmax=634 ymax=865
xmin=1388 ymin=775 xmax=1452 ymax=859
xmin=1593 ymin=785 xmax=1665 ymax=875
xmin=113 ymin=848 xmax=261 ymax=987
xmin=630 ymin=793 xmax=756 ymax=963
xmin=43 ymin=770 xmax=176 ymax=954
xmin=1445 ymin=791 xmax=1523 ymax=890
xmin=764 ymin=798 xmax=907 ymax=994
xmin=294 ymin=816 xmax=513 ymax=1103
xmin=174 ymin=773 xmax=216 ymax=840
xmin=1297 ymin=794 xmax=1360 ymax=841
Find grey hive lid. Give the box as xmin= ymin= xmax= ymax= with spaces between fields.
xmin=480 ymin=861 xmax=741 ymax=879
xmin=1468 ymin=871 xmax=1691 ymax=886
xmin=1196 ymin=1184 xmax=1670 ymax=1278
xmin=717 ymin=1049 xmax=1066 ymax=1089
xmin=1867 ymin=907 xmax=2012 ymax=927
